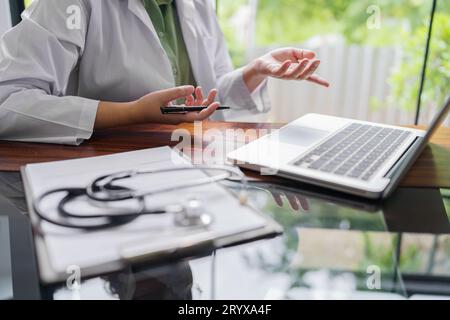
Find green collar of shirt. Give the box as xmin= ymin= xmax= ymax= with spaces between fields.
xmin=155 ymin=0 xmax=172 ymax=5
xmin=143 ymin=0 xmax=196 ymax=87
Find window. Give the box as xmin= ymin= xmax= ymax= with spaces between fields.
xmin=218 ymin=0 xmax=449 ymax=125
xmin=418 ymin=0 xmax=450 ymax=125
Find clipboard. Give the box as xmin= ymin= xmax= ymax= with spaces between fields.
xmin=21 ymin=147 xmax=282 ymax=284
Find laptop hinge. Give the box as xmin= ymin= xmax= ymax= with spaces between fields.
xmin=383 ymin=137 xmax=425 ymax=197
xmin=384 ymin=137 xmax=419 ymax=178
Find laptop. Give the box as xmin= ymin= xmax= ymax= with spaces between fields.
xmin=228 ymin=96 xmax=450 ymax=199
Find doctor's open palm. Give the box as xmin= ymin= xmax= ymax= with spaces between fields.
xmin=243 ymin=48 xmax=330 ymax=91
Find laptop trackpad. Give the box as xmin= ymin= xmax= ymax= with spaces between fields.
xmin=279 ymin=125 xmax=331 ymax=147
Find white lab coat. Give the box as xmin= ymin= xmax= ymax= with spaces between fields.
xmin=0 ymin=0 xmax=270 ymax=145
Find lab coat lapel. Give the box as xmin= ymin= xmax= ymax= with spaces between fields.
xmin=126 ymin=0 xmax=175 ymax=84
xmin=127 ymin=0 xmax=161 ymax=49
xmin=126 ymin=0 xmax=214 ymax=89
xmin=176 ymin=0 xmax=214 ymax=90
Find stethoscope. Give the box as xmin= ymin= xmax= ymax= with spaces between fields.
xmin=33 ymin=165 xmax=248 ymax=230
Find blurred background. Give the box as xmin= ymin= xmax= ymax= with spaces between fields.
xmin=216 ymin=0 xmax=449 ymax=125
xmin=1 ymin=0 xmax=449 ymax=126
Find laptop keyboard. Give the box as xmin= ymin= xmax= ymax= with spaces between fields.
xmin=293 ymin=123 xmax=412 ymax=181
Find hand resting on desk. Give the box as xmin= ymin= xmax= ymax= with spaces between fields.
xmin=94 ymin=86 xmax=220 ymax=129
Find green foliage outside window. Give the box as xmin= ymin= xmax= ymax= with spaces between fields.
xmin=388 ymin=13 xmax=450 ymax=111
xmin=219 ymin=0 xmax=450 ymax=111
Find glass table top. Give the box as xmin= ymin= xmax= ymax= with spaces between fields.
xmin=0 ymin=171 xmax=449 ymax=300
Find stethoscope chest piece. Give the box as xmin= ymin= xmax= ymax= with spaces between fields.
xmin=169 ymin=199 xmax=213 ymax=228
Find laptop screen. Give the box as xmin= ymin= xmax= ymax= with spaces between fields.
xmin=424 ymin=96 xmax=450 ymax=142
xmin=0 ymin=216 xmax=13 ymax=300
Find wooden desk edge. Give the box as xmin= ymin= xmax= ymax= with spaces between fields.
xmin=0 ymin=122 xmax=449 ymax=189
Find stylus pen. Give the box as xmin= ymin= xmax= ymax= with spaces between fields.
xmin=161 ymin=105 xmax=231 ymax=114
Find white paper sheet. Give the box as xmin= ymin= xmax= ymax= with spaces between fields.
xmin=23 ymin=147 xmax=267 ymax=282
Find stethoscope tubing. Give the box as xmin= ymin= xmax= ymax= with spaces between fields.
xmin=86 ymin=165 xmax=245 ymax=201
xmin=32 ymin=165 xmax=247 ymax=230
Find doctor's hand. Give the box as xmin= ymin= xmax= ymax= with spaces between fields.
xmin=95 ymin=86 xmax=220 ymax=129
xmin=135 ymin=85 xmax=220 ymax=125
xmin=269 ymin=189 xmax=310 ymax=213
xmin=243 ymin=48 xmax=330 ymax=92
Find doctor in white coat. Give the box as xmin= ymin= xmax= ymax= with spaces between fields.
xmin=0 ymin=0 xmax=329 ymax=145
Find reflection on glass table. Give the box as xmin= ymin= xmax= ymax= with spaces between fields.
xmin=204 ymin=180 xmax=450 ymax=300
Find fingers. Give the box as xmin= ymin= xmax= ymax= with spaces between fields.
xmin=298 ymin=196 xmax=310 ymax=212
xmin=268 ymin=60 xmax=291 ymax=77
xmin=286 ymin=194 xmax=300 ymax=212
xmin=268 ymin=58 xmax=321 ymax=80
xmin=203 ymin=89 xmax=218 ymax=106
xmin=296 ymin=60 xmax=321 ymax=80
xmin=157 ymin=86 xmax=220 ymax=125
xmin=283 ymin=59 xmax=309 ymax=79
xmin=156 ymin=85 xmax=195 ymax=104
xmin=264 ymin=47 xmax=329 ymax=85
xmin=273 ymin=59 xmax=320 ymax=80
xmin=269 ymin=190 xmax=309 ymax=213
xmin=270 ymin=59 xmax=329 ymax=88
xmin=270 ymin=191 xmax=284 ymax=207
xmin=197 ymin=102 xmax=220 ymax=120
xmin=307 ymin=74 xmax=330 ymax=87
xmin=183 ymin=102 xmax=220 ymax=122
xmin=177 ymin=86 xmax=219 ymax=122
xmin=293 ymin=48 xmax=316 ymax=60
xmin=270 ymin=47 xmax=316 ymax=62
xmin=194 ymin=87 xmax=204 ymax=105
xmin=183 ymin=87 xmax=217 ymax=106
xmin=185 ymin=95 xmax=195 ymax=106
